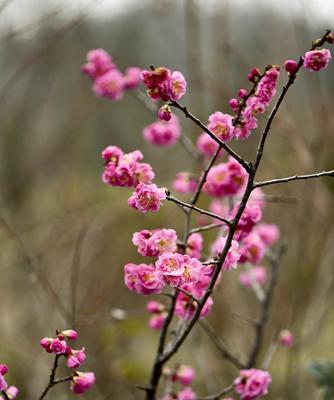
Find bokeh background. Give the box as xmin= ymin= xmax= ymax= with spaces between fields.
xmin=0 ymin=0 xmax=333 ymax=398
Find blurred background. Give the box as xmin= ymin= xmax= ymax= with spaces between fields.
xmin=0 ymin=0 xmax=333 ymax=398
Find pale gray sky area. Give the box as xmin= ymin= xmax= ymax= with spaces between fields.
xmin=0 ymin=0 xmax=333 ymax=32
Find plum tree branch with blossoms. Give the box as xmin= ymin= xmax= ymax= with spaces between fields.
xmin=80 ymin=28 xmax=333 ymax=400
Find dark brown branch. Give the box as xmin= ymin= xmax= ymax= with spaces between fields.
xmin=1 ymin=390 xmax=10 ymax=400
xmin=169 ymin=100 xmax=251 ymax=173
xmin=38 ymin=355 xmax=60 ymax=400
xmin=254 ymin=170 xmax=334 ymax=189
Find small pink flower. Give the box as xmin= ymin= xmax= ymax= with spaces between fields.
xmin=175 ymin=290 xmax=213 ymax=320
xmin=234 ymin=369 xmax=271 ymax=400
xmin=158 ymin=105 xmax=172 ymax=121
xmin=204 ymin=157 xmax=247 ymax=197
xmin=93 ymin=69 xmax=124 ymax=100
xmin=284 ymin=59 xmax=298 ymax=74
xmin=143 ymin=115 xmax=181 ymax=147
xmin=146 ymin=301 xmax=165 ymax=314
xmin=4 ymin=386 xmax=19 ymax=400
xmin=101 ymin=145 xmax=123 ymax=163
xmin=67 ymin=348 xmax=86 ymax=369
xmin=81 ymin=49 xmax=115 ymax=79
xmin=239 ymin=233 xmax=266 ymax=264
xmin=177 ymin=387 xmax=196 ymax=400
xmin=71 ymin=372 xmax=95 ymax=394
xmin=232 ymin=203 xmax=262 ymax=241
xmin=140 ymin=67 xmax=171 ymax=101
xmin=128 ymin=183 xmax=166 ymax=213
xmin=173 ymin=172 xmax=198 ymax=194
xmin=255 ymin=223 xmax=280 ymax=246
xmin=255 ymin=66 xmax=280 ymax=105
xmin=124 ymin=263 xmax=165 ymax=295
xmin=0 ymin=374 xmax=8 ymax=392
xmin=196 ymin=134 xmax=224 ymax=158
xmin=50 ymin=338 xmax=67 ymax=355
xmin=123 ymin=67 xmax=141 ymax=89
xmin=40 ymin=337 xmax=52 ymax=352
xmin=303 ymin=49 xmax=331 ymax=71
xmin=239 ymin=266 xmax=267 ymax=288
xmin=167 ymin=71 xmax=187 ymax=101
xmin=212 ymin=237 xmax=240 ymax=271
xmin=207 ymin=112 xmax=234 ymax=142
xmin=175 ymin=365 xmax=195 ymax=386
xmin=149 ymin=313 xmax=167 ymax=330
xmin=279 ymin=329 xmax=294 ymax=347
xmin=186 ymin=233 xmax=203 ymax=259
xmin=229 ymin=98 xmax=239 ymax=110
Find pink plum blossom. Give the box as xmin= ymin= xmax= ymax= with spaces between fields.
xmin=203 ymin=157 xmax=247 ymax=197
xmin=168 ymin=71 xmax=187 ymax=100
xmin=196 ymin=133 xmax=224 ymax=157
xmin=175 ymin=365 xmax=195 ymax=386
xmin=93 ymin=69 xmax=124 ymax=100
xmin=255 ymin=223 xmax=280 ymax=246
xmin=59 ymin=329 xmax=78 ymax=340
xmin=177 ymin=387 xmax=196 ymax=400
xmin=239 ymin=233 xmax=266 ymax=264
xmin=234 ymin=369 xmax=271 ymax=400
xmin=0 ymin=375 xmax=8 ymax=392
xmin=186 ymin=233 xmax=203 ymax=259
xmin=128 ymin=183 xmax=166 ymax=213
xmin=149 ymin=313 xmax=167 ymax=330
xmin=3 ymin=386 xmax=19 ymax=400
xmin=146 ymin=301 xmax=165 ymax=314
xmin=71 ymin=372 xmax=95 ymax=394
xmin=173 ymin=172 xmax=198 ymax=194
xmin=66 ymin=348 xmax=86 ymax=369
xmin=239 ymin=266 xmax=267 ymax=288
xmin=81 ymin=49 xmax=115 ymax=79
xmin=143 ymin=115 xmax=181 ymax=147
xmin=303 ymin=49 xmax=331 ymax=71
xmin=212 ymin=237 xmax=240 ymax=271
xmin=50 ymin=338 xmax=67 ymax=355
xmin=132 ymin=228 xmax=177 ymax=257
xmin=124 ymin=263 xmax=165 ymax=295
xmin=207 ymin=112 xmax=234 ymax=142
xmin=123 ymin=67 xmax=141 ymax=89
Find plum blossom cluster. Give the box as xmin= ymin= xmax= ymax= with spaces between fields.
xmin=161 ymin=365 xmax=196 ymax=400
xmin=40 ymin=329 xmax=95 ymax=395
xmin=229 ymin=65 xmax=280 ymax=140
xmin=140 ymin=66 xmax=187 ymax=103
xmin=102 ymin=146 xmax=154 ymax=188
xmin=81 ymin=48 xmax=141 ymax=100
xmin=0 ymin=364 xmax=18 ymax=400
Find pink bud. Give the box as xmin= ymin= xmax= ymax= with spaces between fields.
xmin=40 ymin=338 xmax=51 ymax=350
xmin=238 ymin=89 xmax=248 ymax=99
xmin=284 ymin=59 xmax=298 ymax=74
xmin=61 ymin=329 xmax=78 ymax=340
xmin=157 ymin=105 xmax=172 ymax=121
xmin=279 ymin=329 xmax=294 ymax=347
xmin=70 ymin=372 xmax=95 ymax=394
xmin=247 ymin=67 xmax=260 ymax=82
xmin=0 ymin=365 xmax=8 ymax=376
xmin=229 ymin=98 xmax=239 ymax=110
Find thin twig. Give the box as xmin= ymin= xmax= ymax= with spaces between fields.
xmin=199 ymin=319 xmax=245 ymax=369
xmin=246 ymin=245 xmax=285 ymax=368
xmin=166 ymin=195 xmax=231 ymax=226
xmin=197 ymin=383 xmax=234 ymax=400
xmin=254 ymin=170 xmax=334 ymax=189
xmin=189 ymin=223 xmax=225 ymax=235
